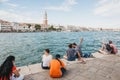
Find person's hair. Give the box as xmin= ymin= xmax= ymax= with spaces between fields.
xmin=45 ymin=49 xmax=50 ymax=53
xmin=55 ymin=54 xmax=61 ymax=59
xmin=73 ymin=43 xmax=77 ymax=46
xmin=68 ymin=44 xmax=73 ymax=48
xmin=109 ymin=40 xmax=112 ymax=44
xmin=0 ymin=55 xmax=15 ymax=80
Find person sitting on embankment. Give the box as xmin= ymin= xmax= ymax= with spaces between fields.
xmin=0 ymin=55 xmax=24 ymax=80
xmin=99 ymin=40 xmax=118 ymax=54
xmin=64 ymin=44 xmax=76 ymax=61
xmin=64 ymin=43 xmax=86 ymax=63
xmin=41 ymin=49 xmax=52 ymax=69
xmin=72 ymin=38 xmax=90 ymax=58
xmin=50 ymin=54 xmax=66 ymax=78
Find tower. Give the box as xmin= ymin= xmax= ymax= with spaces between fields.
xmin=43 ymin=11 xmax=48 ymax=26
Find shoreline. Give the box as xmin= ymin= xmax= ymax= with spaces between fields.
xmin=0 ymin=30 xmax=120 ymax=33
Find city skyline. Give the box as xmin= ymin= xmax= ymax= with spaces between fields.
xmin=0 ymin=0 xmax=120 ymax=28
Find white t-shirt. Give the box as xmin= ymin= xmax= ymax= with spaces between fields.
xmin=42 ymin=54 xmax=52 ymax=67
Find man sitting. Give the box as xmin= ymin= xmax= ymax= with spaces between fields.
xmin=100 ymin=40 xmax=118 ymax=54
xmin=64 ymin=44 xmax=76 ymax=61
xmin=64 ymin=42 xmax=86 ymax=63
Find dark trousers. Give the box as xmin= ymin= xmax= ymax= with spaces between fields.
xmin=41 ymin=62 xmax=50 ymax=69
xmin=61 ymin=68 xmax=66 ymax=77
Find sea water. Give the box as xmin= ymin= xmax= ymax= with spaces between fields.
xmin=0 ymin=31 xmax=120 ymax=66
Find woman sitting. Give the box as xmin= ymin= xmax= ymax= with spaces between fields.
xmin=50 ymin=54 xmax=66 ymax=78
xmin=0 ymin=55 xmax=24 ymax=80
xmin=41 ymin=49 xmax=52 ymax=69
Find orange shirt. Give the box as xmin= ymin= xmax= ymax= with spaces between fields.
xmin=50 ymin=59 xmax=65 ymax=78
xmin=0 ymin=66 xmax=17 ymax=80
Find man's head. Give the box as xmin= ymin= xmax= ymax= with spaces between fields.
xmin=72 ymin=43 xmax=77 ymax=48
xmin=109 ymin=40 xmax=112 ymax=44
xmin=68 ymin=44 xmax=73 ymax=48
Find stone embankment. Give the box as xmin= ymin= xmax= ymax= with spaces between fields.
xmin=18 ymin=51 xmax=120 ymax=80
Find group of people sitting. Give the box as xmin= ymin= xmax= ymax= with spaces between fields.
xmin=41 ymin=49 xmax=66 ymax=78
xmin=63 ymin=38 xmax=87 ymax=63
xmin=41 ymin=38 xmax=87 ymax=78
xmin=0 ymin=39 xmax=118 ymax=80
xmin=0 ymin=52 xmax=66 ymax=80
xmin=0 ymin=38 xmax=86 ymax=80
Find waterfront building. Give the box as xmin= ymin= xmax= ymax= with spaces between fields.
xmin=12 ymin=23 xmax=30 ymax=32
xmin=12 ymin=22 xmax=36 ymax=32
xmin=0 ymin=19 xmax=36 ymax=32
xmin=0 ymin=23 xmax=1 ymax=31
xmin=0 ymin=20 xmax=12 ymax=32
xmin=19 ymin=23 xmax=29 ymax=32
xmin=12 ymin=22 xmax=20 ymax=31
xmin=29 ymin=24 xmax=36 ymax=31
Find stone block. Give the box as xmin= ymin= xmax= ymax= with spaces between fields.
xmin=17 ymin=66 xmax=30 ymax=75
xmin=28 ymin=63 xmax=45 ymax=74
xmin=91 ymin=52 xmax=107 ymax=58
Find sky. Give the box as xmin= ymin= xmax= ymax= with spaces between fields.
xmin=0 ymin=0 xmax=120 ymax=28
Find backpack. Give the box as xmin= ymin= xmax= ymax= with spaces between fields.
xmin=106 ymin=44 xmax=113 ymax=51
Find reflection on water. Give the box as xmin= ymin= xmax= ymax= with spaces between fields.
xmin=0 ymin=31 xmax=120 ymax=66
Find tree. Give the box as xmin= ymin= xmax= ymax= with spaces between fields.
xmin=48 ymin=25 xmax=56 ymax=31
xmin=57 ymin=28 xmax=62 ymax=31
xmin=27 ymin=24 xmax=31 ymax=28
xmin=35 ymin=24 xmax=41 ymax=30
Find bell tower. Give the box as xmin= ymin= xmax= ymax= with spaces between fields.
xmin=43 ymin=11 xmax=48 ymax=26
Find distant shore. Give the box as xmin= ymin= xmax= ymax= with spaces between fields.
xmin=0 ymin=30 xmax=120 ymax=33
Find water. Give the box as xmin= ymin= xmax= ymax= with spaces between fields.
xmin=0 ymin=31 xmax=120 ymax=66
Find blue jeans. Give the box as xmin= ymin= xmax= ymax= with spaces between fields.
xmin=67 ymin=57 xmax=75 ymax=61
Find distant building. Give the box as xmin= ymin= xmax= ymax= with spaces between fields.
xmin=29 ymin=24 xmax=36 ymax=31
xmin=12 ymin=22 xmax=36 ymax=32
xmin=44 ymin=11 xmax=48 ymax=25
xmin=12 ymin=22 xmax=30 ymax=32
xmin=12 ymin=22 xmax=19 ymax=31
xmin=41 ymin=11 xmax=48 ymax=30
xmin=0 ymin=20 xmax=12 ymax=32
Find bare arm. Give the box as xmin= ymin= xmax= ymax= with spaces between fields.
xmin=80 ymin=38 xmax=83 ymax=45
xmin=61 ymin=61 xmax=66 ymax=69
xmin=77 ymin=51 xmax=82 ymax=59
xmin=13 ymin=69 xmax=20 ymax=77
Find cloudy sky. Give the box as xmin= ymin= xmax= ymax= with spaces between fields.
xmin=0 ymin=0 xmax=120 ymax=28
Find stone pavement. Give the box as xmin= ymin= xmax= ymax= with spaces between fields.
xmin=24 ymin=55 xmax=120 ymax=80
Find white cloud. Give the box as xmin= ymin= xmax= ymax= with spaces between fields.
xmin=45 ymin=0 xmax=78 ymax=11
xmin=0 ymin=0 xmax=18 ymax=8
xmin=0 ymin=0 xmax=9 ymax=3
xmin=0 ymin=10 xmax=23 ymax=21
xmin=94 ymin=0 xmax=120 ymax=16
xmin=0 ymin=10 xmax=38 ymax=23
xmin=6 ymin=3 xmax=18 ymax=7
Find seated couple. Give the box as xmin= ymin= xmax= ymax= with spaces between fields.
xmin=64 ymin=38 xmax=86 ymax=63
xmin=41 ymin=49 xmax=66 ymax=78
xmin=99 ymin=40 xmax=118 ymax=54
xmin=0 ymin=56 xmax=24 ymax=80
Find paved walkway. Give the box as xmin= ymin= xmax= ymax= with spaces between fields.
xmin=24 ymin=55 xmax=120 ymax=80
